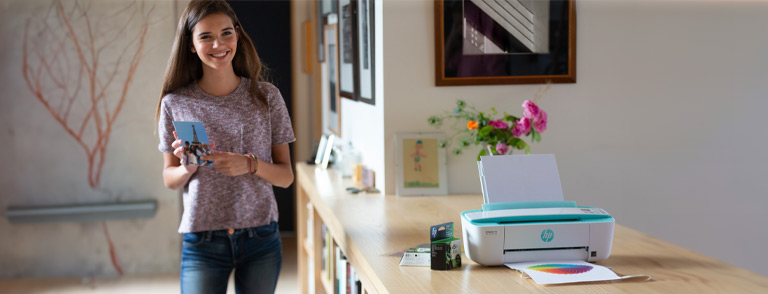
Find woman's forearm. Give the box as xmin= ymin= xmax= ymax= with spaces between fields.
xmin=254 ymin=159 xmax=294 ymax=188
xmin=163 ymin=165 xmax=195 ymax=190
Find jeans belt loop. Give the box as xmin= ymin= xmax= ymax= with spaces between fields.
xmin=247 ymin=227 xmax=254 ymax=238
xmin=204 ymin=231 xmax=212 ymax=242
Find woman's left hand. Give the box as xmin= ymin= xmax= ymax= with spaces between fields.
xmin=201 ymin=152 xmax=250 ymax=177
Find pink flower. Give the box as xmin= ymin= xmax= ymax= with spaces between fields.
xmin=487 ymin=119 xmax=509 ymax=130
xmin=532 ymin=110 xmax=547 ymax=132
xmin=522 ymin=100 xmax=541 ymax=120
xmin=511 ymin=118 xmax=531 ymax=137
xmin=496 ymin=142 xmax=510 ymax=155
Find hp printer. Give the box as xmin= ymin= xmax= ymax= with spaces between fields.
xmin=461 ymin=155 xmax=615 ymax=266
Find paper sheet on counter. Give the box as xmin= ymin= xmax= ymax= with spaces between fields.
xmin=506 ymin=260 xmax=623 ymax=285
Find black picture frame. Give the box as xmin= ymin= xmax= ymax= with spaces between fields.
xmin=355 ymin=0 xmax=375 ymax=105
xmin=337 ymin=0 xmax=358 ymax=100
xmin=435 ymin=0 xmax=576 ymax=86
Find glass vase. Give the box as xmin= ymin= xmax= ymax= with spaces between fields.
xmin=484 ymin=143 xmax=513 ymax=156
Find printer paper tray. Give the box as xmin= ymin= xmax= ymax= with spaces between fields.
xmin=503 ymin=248 xmax=588 ymax=263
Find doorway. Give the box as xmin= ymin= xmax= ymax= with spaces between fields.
xmin=227 ymin=0 xmax=295 ymax=233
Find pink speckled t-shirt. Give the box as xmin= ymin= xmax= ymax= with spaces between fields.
xmin=157 ymin=78 xmax=295 ymax=233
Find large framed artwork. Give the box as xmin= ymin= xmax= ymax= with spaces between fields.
xmin=323 ymin=24 xmax=341 ymax=136
xmin=395 ymin=132 xmax=448 ymax=196
xmin=356 ymin=0 xmax=375 ymax=105
xmin=338 ymin=0 xmax=357 ymax=99
xmin=434 ymin=0 xmax=576 ymax=86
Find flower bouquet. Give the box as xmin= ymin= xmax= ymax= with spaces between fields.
xmin=427 ymin=99 xmax=548 ymax=160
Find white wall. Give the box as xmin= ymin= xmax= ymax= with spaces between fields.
xmin=380 ymin=0 xmax=768 ymax=275
xmin=0 ymin=0 xmax=180 ymax=277
xmin=338 ymin=0 xmax=386 ymax=191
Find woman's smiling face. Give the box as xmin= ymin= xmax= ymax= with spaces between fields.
xmin=191 ymin=13 xmax=238 ymax=72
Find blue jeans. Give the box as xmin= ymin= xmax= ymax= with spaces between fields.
xmin=181 ymin=221 xmax=282 ymax=294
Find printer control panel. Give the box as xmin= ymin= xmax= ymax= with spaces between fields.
xmin=579 ymin=208 xmax=608 ymax=215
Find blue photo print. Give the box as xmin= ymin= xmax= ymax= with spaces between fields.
xmin=172 ymin=121 xmax=213 ymax=166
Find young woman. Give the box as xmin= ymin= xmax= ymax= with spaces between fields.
xmin=155 ymin=0 xmax=294 ymax=293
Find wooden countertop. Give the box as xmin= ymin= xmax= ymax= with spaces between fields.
xmin=295 ymin=162 xmax=768 ymax=293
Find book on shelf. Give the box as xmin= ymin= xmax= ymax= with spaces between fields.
xmin=321 ymin=224 xmax=327 ymax=275
xmin=337 ymin=248 xmax=347 ymax=294
xmin=325 ymin=226 xmax=332 ymax=280
xmin=306 ymin=203 xmax=313 ymax=247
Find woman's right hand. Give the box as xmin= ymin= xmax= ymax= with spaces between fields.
xmin=172 ymin=131 xmax=197 ymax=174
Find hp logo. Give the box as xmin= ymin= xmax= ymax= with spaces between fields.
xmin=541 ymin=229 xmax=554 ymax=242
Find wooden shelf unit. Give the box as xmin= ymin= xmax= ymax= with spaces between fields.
xmin=297 ymin=169 xmax=370 ymax=294
xmin=295 ymin=162 xmax=768 ymax=294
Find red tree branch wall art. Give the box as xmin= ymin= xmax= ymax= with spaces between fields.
xmin=22 ymin=0 xmax=155 ymax=188
xmin=21 ymin=0 xmax=157 ymax=276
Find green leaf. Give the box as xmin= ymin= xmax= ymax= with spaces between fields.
xmin=507 ymin=137 xmax=522 ymax=147
xmin=525 ymin=144 xmax=531 ymax=154
xmin=504 ymin=114 xmax=520 ymax=122
xmin=477 ymin=148 xmax=488 ymax=161
xmin=478 ymin=125 xmax=494 ymax=137
xmin=533 ymin=131 xmax=541 ymax=143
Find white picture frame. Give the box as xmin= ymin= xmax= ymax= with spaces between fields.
xmin=395 ymin=132 xmax=448 ymax=196
xmin=322 ymin=24 xmax=341 ymax=136
xmin=315 ymin=135 xmax=329 ymax=165
xmin=321 ymin=134 xmax=336 ymax=169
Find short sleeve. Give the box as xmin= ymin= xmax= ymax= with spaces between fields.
xmin=267 ymin=85 xmax=296 ymax=146
xmin=157 ymin=97 xmax=176 ymax=153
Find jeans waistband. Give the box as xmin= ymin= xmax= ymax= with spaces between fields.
xmin=199 ymin=221 xmax=278 ymax=241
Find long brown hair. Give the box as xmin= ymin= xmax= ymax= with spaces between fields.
xmin=155 ymin=0 xmax=268 ymax=127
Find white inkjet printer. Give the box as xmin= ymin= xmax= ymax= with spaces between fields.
xmin=461 ymin=155 xmax=615 ymax=266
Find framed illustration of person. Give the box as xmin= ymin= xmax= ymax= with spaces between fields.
xmin=434 ymin=0 xmax=576 ymax=86
xmin=323 ymin=24 xmax=341 ymax=136
xmin=394 ymin=132 xmax=448 ymax=196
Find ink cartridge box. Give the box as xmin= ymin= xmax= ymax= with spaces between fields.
xmin=430 ymin=222 xmax=461 ymax=270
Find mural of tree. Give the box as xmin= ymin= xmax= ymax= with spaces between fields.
xmin=22 ymin=0 xmax=155 ymax=188
xmin=21 ymin=0 xmax=157 ymax=276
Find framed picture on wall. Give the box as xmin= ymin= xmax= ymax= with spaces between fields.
xmin=316 ymin=0 xmax=338 ymax=62
xmin=356 ymin=0 xmax=375 ymax=105
xmin=323 ymin=24 xmax=341 ymax=136
xmin=434 ymin=0 xmax=576 ymax=86
xmin=338 ymin=0 xmax=358 ymax=99
xmin=395 ymin=132 xmax=448 ymax=196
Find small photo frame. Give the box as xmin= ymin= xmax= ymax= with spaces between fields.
xmin=395 ymin=132 xmax=448 ymax=196
xmin=321 ymin=134 xmax=336 ymax=169
xmin=314 ymin=135 xmax=329 ymax=165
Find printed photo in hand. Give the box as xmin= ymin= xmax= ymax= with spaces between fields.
xmin=173 ymin=121 xmax=214 ymax=166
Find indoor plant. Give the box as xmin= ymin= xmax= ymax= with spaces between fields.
xmin=427 ymin=99 xmax=548 ymax=160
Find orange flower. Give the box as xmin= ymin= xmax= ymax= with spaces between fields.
xmin=467 ymin=120 xmax=479 ymax=130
